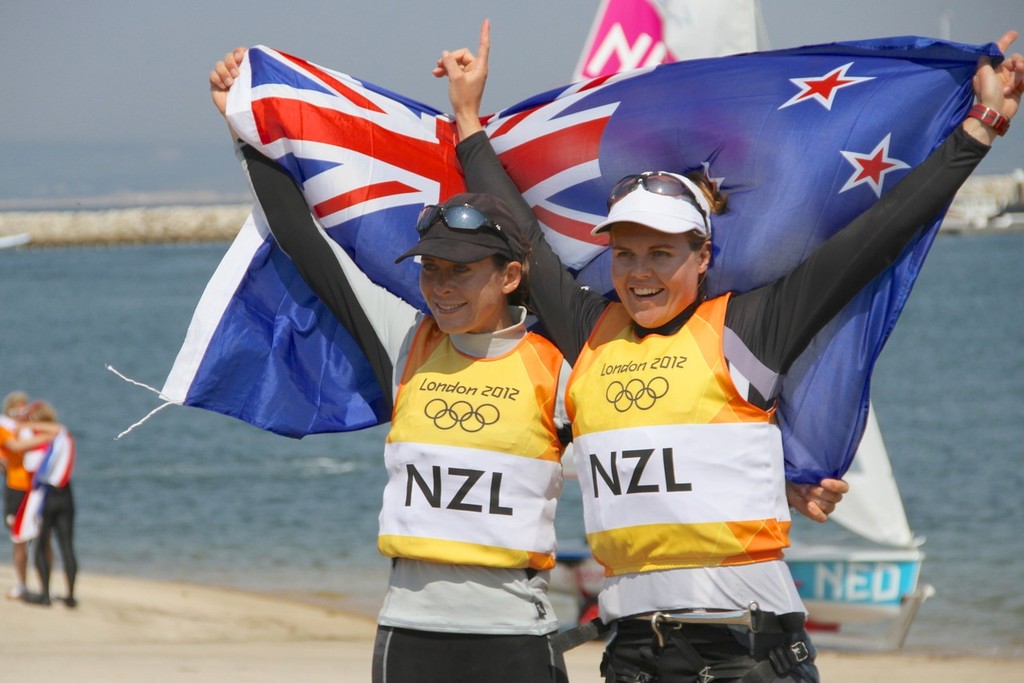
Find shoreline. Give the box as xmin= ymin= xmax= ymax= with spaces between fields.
xmin=1 ymin=205 xmax=1022 ymax=249
xmin=1 ymin=565 xmax=1019 ymax=682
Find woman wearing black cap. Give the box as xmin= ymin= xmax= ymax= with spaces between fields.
xmin=211 ymin=52 xmax=572 ymax=683
xmin=444 ymin=21 xmax=1023 ymax=683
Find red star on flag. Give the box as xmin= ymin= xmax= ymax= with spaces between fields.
xmin=779 ymin=62 xmax=875 ymax=110
xmin=839 ymin=133 xmax=910 ymax=197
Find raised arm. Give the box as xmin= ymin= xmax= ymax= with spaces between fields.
xmin=1 ymin=422 xmax=62 ymax=453
xmin=209 ymin=50 xmax=418 ymax=405
xmin=437 ymin=21 xmax=609 ymax=362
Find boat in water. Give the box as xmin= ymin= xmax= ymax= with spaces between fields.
xmin=0 ymin=233 xmax=31 ymax=250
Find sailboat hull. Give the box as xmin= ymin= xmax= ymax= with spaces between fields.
xmin=786 ymin=545 xmax=924 ymax=624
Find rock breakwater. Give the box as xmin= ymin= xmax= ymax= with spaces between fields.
xmin=0 ymin=204 xmax=252 ymax=247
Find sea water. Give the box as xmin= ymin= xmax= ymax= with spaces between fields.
xmin=0 ymin=234 xmax=1021 ymax=656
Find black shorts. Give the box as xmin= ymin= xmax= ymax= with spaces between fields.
xmin=4 ymin=486 xmax=27 ymax=526
xmin=602 ymin=619 xmax=819 ymax=683
xmin=373 ymin=626 xmax=568 ymax=683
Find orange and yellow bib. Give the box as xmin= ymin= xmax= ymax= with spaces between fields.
xmin=379 ymin=319 xmax=565 ymax=570
xmin=567 ymin=295 xmax=791 ymax=576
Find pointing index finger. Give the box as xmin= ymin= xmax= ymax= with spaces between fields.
xmin=478 ymin=18 xmax=491 ymax=68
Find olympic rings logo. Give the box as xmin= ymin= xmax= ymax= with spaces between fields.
xmin=605 ymin=376 xmax=670 ymax=412
xmin=424 ymin=398 xmax=501 ymax=432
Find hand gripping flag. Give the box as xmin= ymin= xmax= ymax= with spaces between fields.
xmin=11 ymin=429 xmax=75 ymax=543
xmin=161 ymin=38 xmax=996 ymax=481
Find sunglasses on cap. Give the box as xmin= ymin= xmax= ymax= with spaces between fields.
xmin=607 ymin=171 xmax=710 ymax=232
xmin=416 ymin=203 xmax=512 ymax=247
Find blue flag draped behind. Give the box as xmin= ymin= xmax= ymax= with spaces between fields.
xmin=161 ymin=37 xmax=996 ymax=482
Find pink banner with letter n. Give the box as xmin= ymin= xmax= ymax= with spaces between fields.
xmin=573 ymin=0 xmax=673 ymax=81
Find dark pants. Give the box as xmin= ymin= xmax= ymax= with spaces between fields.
xmin=373 ymin=626 xmax=568 ymax=683
xmin=3 ymin=485 xmax=26 ymax=525
xmin=602 ymin=619 xmax=819 ymax=683
xmin=35 ymin=484 xmax=77 ymax=599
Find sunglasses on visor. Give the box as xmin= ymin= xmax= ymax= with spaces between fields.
xmin=416 ymin=203 xmax=511 ymax=246
xmin=607 ymin=172 xmax=710 ymax=232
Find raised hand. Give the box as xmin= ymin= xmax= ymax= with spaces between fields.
xmin=966 ymin=30 xmax=1024 ymax=143
xmin=433 ymin=19 xmax=490 ymax=139
xmin=210 ymin=47 xmax=247 ymax=116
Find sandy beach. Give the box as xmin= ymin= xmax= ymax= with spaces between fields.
xmin=1 ymin=565 xmax=1017 ymax=682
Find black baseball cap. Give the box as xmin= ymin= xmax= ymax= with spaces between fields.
xmin=394 ymin=193 xmax=524 ymax=264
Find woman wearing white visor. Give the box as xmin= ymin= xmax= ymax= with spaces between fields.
xmin=440 ymin=21 xmax=1023 ymax=683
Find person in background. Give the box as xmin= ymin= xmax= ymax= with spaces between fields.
xmin=0 ymin=392 xmax=27 ymax=431
xmin=1 ymin=391 xmax=61 ymax=600
xmin=444 ymin=22 xmax=1021 ymax=682
xmin=0 ymin=391 xmax=28 ymax=483
xmin=21 ymin=400 xmax=78 ymax=608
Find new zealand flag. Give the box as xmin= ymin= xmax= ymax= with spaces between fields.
xmin=160 ymin=38 xmax=997 ymax=481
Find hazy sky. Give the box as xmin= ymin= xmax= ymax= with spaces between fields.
xmin=2 ymin=1 xmax=1022 ymax=205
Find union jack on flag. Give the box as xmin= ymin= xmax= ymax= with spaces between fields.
xmin=161 ymin=38 xmax=997 ymax=481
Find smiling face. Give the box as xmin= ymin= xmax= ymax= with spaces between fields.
xmin=419 ymin=256 xmax=523 ymax=334
xmin=609 ymin=222 xmax=711 ymax=329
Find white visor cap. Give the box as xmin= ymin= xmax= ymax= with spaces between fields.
xmin=592 ymin=173 xmax=711 ymax=237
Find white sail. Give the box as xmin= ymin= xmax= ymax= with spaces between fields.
xmin=829 ymin=404 xmax=918 ymax=547
xmin=656 ymin=0 xmax=770 ymax=58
